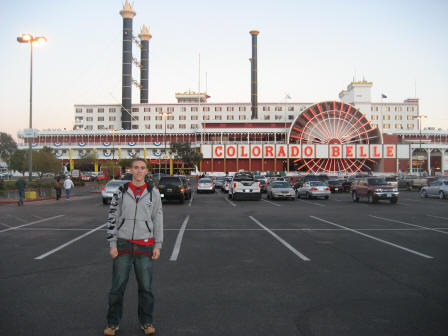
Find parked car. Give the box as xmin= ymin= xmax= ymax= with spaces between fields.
xmin=398 ymin=175 xmax=427 ymax=190
xmin=96 ymin=172 xmax=108 ymax=181
xmin=341 ymin=178 xmax=352 ymax=192
xmin=214 ymin=176 xmax=226 ymax=189
xmin=81 ymin=171 xmax=92 ymax=182
xmin=101 ymin=180 xmax=127 ymax=204
xmin=178 ymin=175 xmax=192 ymax=199
xmin=197 ymin=177 xmax=215 ymax=193
xmin=157 ymin=176 xmax=189 ymax=204
xmin=297 ymin=181 xmax=331 ymax=199
xmin=420 ymin=179 xmax=448 ymax=199
xmin=327 ymin=180 xmax=344 ymax=193
xmin=256 ymin=179 xmax=267 ymax=193
xmin=267 ymin=181 xmax=295 ymax=200
xmin=425 ymin=176 xmax=440 ymax=186
xmin=229 ymin=172 xmax=261 ymax=201
xmin=222 ymin=177 xmax=232 ymax=193
xmin=385 ymin=176 xmax=398 ymax=187
xmin=351 ymin=177 xmax=399 ymax=204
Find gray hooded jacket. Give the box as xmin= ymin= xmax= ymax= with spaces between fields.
xmin=106 ymin=182 xmax=163 ymax=249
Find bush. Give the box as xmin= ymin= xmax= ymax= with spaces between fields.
xmin=74 ymin=181 xmax=85 ymax=187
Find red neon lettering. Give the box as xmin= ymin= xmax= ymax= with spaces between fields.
xmin=240 ymin=146 xmax=248 ymax=157
xmin=373 ymin=146 xmax=381 ymax=158
xmin=304 ymin=146 xmax=313 ymax=157
xmin=331 ymin=146 xmax=341 ymax=157
xmin=265 ymin=145 xmax=274 ymax=157
xmin=386 ymin=146 xmax=394 ymax=157
xmin=277 ymin=146 xmax=286 ymax=157
xmin=252 ymin=146 xmax=261 ymax=157
xmin=227 ymin=146 xmax=236 ymax=157
xmin=359 ymin=146 xmax=367 ymax=157
xmin=290 ymin=145 xmax=300 ymax=157
xmin=346 ymin=146 xmax=354 ymax=158
xmin=214 ymin=146 xmax=223 ymax=158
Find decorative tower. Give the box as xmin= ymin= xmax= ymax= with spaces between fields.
xmin=249 ymin=30 xmax=259 ymax=120
xmin=138 ymin=25 xmax=151 ymax=104
xmin=120 ymin=0 xmax=136 ymax=130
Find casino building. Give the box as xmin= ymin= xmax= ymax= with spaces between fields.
xmin=18 ymin=1 xmax=448 ymax=175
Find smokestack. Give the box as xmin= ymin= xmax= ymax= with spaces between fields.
xmin=249 ymin=30 xmax=259 ymax=120
xmin=138 ymin=25 xmax=151 ymax=104
xmin=120 ymin=0 xmax=136 ymax=130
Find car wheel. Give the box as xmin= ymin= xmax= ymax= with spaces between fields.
xmin=179 ymin=196 xmax=185 ymax=204
xmin=390 ymin=197 xmax=398 ymax=204
xmin=407 ymin=183 xmax=412 ymax=191
xmin=420 ymin=190 xmax=428 ymax=198
xmin=440 ymin=191 xmax=445 ymax=200
xmin=256 ymin=193 xmax=262 ymax=201
xmin=352 ymin=192 xmax=359 ymax=202
xmin=368 ymin=193 xmax=375 ymax=204
xmin=306 ymin=192 xmax=312 ymax=200
xmin=233 ymin=193 xmax=238 ymax=201
xmin=267 ymin=192 xmax=271 ymax=199
xmin=324 ymin=196 xmax=329 ymax=200
xmin=102 ymin=198 xmax=108 ymax=205
xmin=290 ymin=197 xmax=295 ymax=201
xmin=228 ymin=192 xmax=232 ymax=199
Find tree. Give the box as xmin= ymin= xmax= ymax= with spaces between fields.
xmin=33 ymin=150 xmax=63 ymax=178
xmin=118 ymin=159 xmax=133 ymax=168
xmin=9 ymin=149 xmax=27 ymax=174
xmin=170 ymin=142 xmax=203 ymax=170
xmin=0 ymin=132 xmax=17 ymax=162
xmin=77 ymin=153 xmax=96 ymax=170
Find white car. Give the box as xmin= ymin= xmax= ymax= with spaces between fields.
xmin=297 ymin=181 xmax=331 ymax=200
xmin=197 ymin=177 xmax=215 ymax=193
xmin=420 ymin=179 xmax=448 ymax=199
xmin=222 ymin=177 xmax=232 ymax=193
xmin=229 ymin=172 xmax=261 ymax=201
xmin=101 ymin=180 xmax=127 ymax=204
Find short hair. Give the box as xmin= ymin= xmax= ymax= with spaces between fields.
xmin=131 ymin=158 xmax=147 ymax=167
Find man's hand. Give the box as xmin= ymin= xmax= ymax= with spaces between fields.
xmin=152 ymin=248 xmax=160 ymax=260
xmin=110 ymin=247 xmax=118 ymax=259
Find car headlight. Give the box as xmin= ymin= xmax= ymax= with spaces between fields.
xmin=392 ymin=188 xmax=398 ymax=192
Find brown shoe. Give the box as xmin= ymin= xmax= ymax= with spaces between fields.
xmin=141 ymin=324 xmax=156 ymax=335
xmin=104 ymin=325 xmax=119 ymax=335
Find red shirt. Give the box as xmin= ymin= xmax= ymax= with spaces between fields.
xmin=127 ymin=182 xmax=155 ymax=246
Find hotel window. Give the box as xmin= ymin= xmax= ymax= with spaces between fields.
xmin=133 ymin=116 xmax=139 ymax=121
xmin=375 ymin=107 xmax=379 ymax=112
xmin=288 ymin=106 xmax=294 ymax=111
xmin=371 ymin=123 xmax=378 ymax=128
xmin=179 ymin=124 xmax=186 ymax=129
xmin=407 ymin=124 xmax=415 ymax=129
xmin=86 ymin=117 xmax=93 ymax=121
xmin=383 ymin=115 xmax=390 ymax=120
xmin=191 ymin=115 xmax=199 ymax=120
xmin=144 ymin=108 xmax=151 ymax=112
xmin=86 ymin=108 xmax=93 ymax=113
xmin=263 ymin=106 xmax=270 ymax=112
xmin=167 ymin=124 xmax=175 ymax=129
xmin=109 ymin=108 xmax=116 ymax=113
xmin=239 ymin=107 xmax=246 ymax=112
xmin=98 ymin=108 xmax=104 ymax=113
xmin=371 ymin=115 xmax=378 ymax=120
xmin=181 ymin=107 xmax=187 ymax=112
xmin=76 ymin=108 xmax=82 ymax=113
xmin=85 ymin=125 xmax=93 ymax=130
xmin=203 ymin=107 xmax=210 ymax=112
xmin=109 ymin=125 xmax=115 ymax=130
xmin=407 ymin=115 xmax=414 ymax=120
xmin=132 ymin=125 xmax=139 ymax=129
xmin=275 ymin=106 xmax=282 ymax=111
xmin=167 ymin=115 xmax=174 ymax=120
xmin=191 ymin=107 xmax=198 ymax=112
xmin=156 ymin=115 xmax=162 ymax=121
xmin=98 ymin=125 xmax=105 ymax=129
xmin=227 ymin=107 xmax=234 ymax=112
xmin=383 ymin=124 xmax=390 ymax=129
xmin=227 ymin=115 xmax=234 ymax=120
xmin=395 ymin=124 xmax=403 ymax=129
xmin=144 ymin=116 xmax=150 ymax=121
xmin=288 ymin=115 xmax=294 ymax=120
xmin=215 ymin=115 xmax=222 ymax=120
xmin=215 ymin=107 xmax=222 ymax=112
xmin=239 ymin=115 xmax=246 ymax=120
xmin=203 ymin=115 xmax=210 ymax=120
xmin=191 ymin=124 xmax=199 ymax=129
xmin=264 ymin=115 xmax=270 ymax=120
xmin=109 ymin=116 xmax=116 ymax=121
xmin=75 ymin=117 xmax=83 ymax=121
xmin=275 ymin=115 xmax=282 ymax=120
xmin=386 ymin=107 xmax=390 ymax=112
xmin=395 ymin=115 xmax=403 ymax=120
xmin=156 ymin=107 xmax=162 ymax=112
xmin=167 ymin=107 xmax=174 ymax=112
xmin=132 ymin=108 xmax=139 ymax=113
xmin=179 ymin=115 xmax=186 ymax=120
xmin=98 ymin=117 xmax=104 ymax=121
xmin=145 ymin=125 xmax=151 ymax=129
xmin=370 ymin=107 xmax=374 ymax=112
xmin=155 ymin=124 xmax=162 ymax=129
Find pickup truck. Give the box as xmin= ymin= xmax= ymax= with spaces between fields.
xmin=229 ymin=172 xmax=261 ymax=201
xmin=397 ymin=175 xmax=427 ymax=190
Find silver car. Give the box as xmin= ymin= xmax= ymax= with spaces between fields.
xmin=420 ymin=179 xmax=448 ymax=199
xmin=101 ymin=180 xmax=127 ymax=204
xmin=267 ymin=181 xmax=295 ymax=200
xmin=197 ymin=177 xmax=215 ymax=193
xmin=297 ymin=181 xmax=331 ymax=200
xmin=214 ymin=176 xmax=226 ymax=189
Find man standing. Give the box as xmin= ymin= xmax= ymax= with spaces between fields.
xmin=63 ymin=176 xmax=74 ymax=200
xmin=104 ymin=158 xmax=163 ymax=336
xmin=54 ymin=177 xmax=63 ymax=200
xmin=15 ymin=177 xmax=26 ymax=206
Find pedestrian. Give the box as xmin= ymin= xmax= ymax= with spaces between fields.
xmin=54 ymin=177 xmax=63 ymax=200
xmin=104 ymin=158 xmax=163 ymax=336
xmin=63 ymin=176 xmax=74 ymax=200
xmin=15 ymin=177 xmax=26 ymax=206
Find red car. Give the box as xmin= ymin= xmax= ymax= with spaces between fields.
xmin=96 ymin=172 xmax=108 ymax=181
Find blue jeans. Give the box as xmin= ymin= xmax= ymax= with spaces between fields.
xmin=65 ymin=188 xmax=71 ymax=199
xmin=107 ymin=239 xmax=154 ymax=326
xmin=18 ymin=190 xmax=25 ymax=204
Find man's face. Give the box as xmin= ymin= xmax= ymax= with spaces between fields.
xmin=131 ymin=161 xmax=148 ymax=183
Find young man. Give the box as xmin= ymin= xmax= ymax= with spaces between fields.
xmin=104 ymin=158 xmax=163 ymax=336
xmin=63 ymin=176 xmax=74 ymax=200
xmin=15 ymin=177 xmax=26 ymax=206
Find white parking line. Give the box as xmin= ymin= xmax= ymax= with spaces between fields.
xmin=249 ymin=216 xmax=311 ymax=262
xmin=427 ymin=215 xmax=448 ymax=221
xmin=298 ymin=199 xmax=326 ymax=207
xmin=262 ymin=199 xmax=281 ymax=207
xmin=310 ymin=215 xmax=434 ymax=259
xmin=0 ymin=222 xmax=12 ymax=228
xmin=224 ymin=197 xmax=236 ymax=207
xmin=169 ymin=215 xmax=190 ymax=261
xmin=0 ymin=215 xmax=65 ymax=234
xmin=32 ymin=215 xmax=43 ymax=219
xmin=369 ymin=215 xmax=448 ymax=236
xmin=35 ymin=223 xmax=107 ymax=260
xmin=6 ymin=214 xmax=27 ymax=223
xmin=188 ymin=191 xmax=195 ymax=207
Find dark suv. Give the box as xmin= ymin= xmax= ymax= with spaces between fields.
xmin=157 ymin=176 xmax=190 ymax=204
xmin=351 ymin=177 xmax=399 ymax=204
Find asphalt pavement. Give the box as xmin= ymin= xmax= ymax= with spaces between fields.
xmin=0 ymin=188 xmax=447 ymax=336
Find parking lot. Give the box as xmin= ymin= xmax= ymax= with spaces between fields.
xmin=0 ymin=188 xmax=447 ymax=336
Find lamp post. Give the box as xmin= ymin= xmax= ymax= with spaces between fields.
xmin=17 ymin=33 xmax=47 ymax=181
xmin=413 ymin=114 xmax=427 ymax=174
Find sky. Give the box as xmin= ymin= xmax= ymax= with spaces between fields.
xmin=1 ymin=0 xmax=448 ymax=140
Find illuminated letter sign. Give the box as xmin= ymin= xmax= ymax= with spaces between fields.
xmin=214 ymin=145 xmax=223 ymax=158
xmin=303 ymin=145 xmax=315 ymax=158
xmin=345 ymin=145 xmax=355 ymax=158
xmin=370 ymin=144 xmax=382 ymax=158
xmin=357 ymin=145 xmax=368 ymax=158
xmin=384 ymin=145 xmax=396 ymax=158
xmin=276 ymin=145 xmax=287 ymax=158
xmin=329 ymin=145 xmax=342 ymax=158
xmin=289 ymin=145 xmax=300 ymax=158
xmin=239 ymin=145 xmax=249 ymax=158
xmin=226 ymin=145 xmax=237 ymax=158
xmin=251 ymin=145 xmax=262 ymax=158
xmin=264 ymin=145 xmax=275 ymax=158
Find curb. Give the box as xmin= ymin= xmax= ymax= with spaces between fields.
xmin=0 ymin=196 xmax=80 ymax=204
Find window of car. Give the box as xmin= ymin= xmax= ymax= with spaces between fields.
xmin=233 ymin=173 xmax=253 ymax=181
xmin=199 ymin=178 xmax=212 ymax=183
xmin=310 ymin=181 xmax=326 ymax=187
xmin=367 ymin=178 xmax=387 ymax=186
xmin=158 ymin=177 xmax=181 ymax=185
xmin=272 ymin=182 xmax=290 ymax=188
xmin=106 ymin=181 xmax=126 ymax=188
xmin=431 ymin=181 xmax=441 ymax=186
xmin=443 ymin=181 xmax=448 ymax=186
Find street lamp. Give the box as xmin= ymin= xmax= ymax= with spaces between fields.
xmin=17 ymin=33 xmax=47 ymax=181
xmin=413 ymin=114 xmax=427 ymax=174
